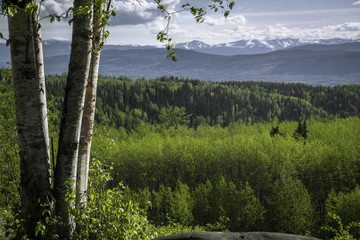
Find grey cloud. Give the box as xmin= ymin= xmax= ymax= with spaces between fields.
xmin=39 ymin=0 xmax=177 ymax=26
xmin=40 ymin=0 xmax=73 ymax=16
xmin=109 ymin=0 xmax=180 ymax=26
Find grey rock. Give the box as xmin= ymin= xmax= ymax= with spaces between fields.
xmin=151 ymin=232 xmax=321 ymax=240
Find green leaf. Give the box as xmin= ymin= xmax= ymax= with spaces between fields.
xmin=190 ymin=7 xmax=197 ymax=15
xmin=50 ymin=16 xmax=55 ymax=23
xmin=229 ymin=1 xmax=235 ymax=9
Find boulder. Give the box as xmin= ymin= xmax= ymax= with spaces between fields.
xmin=151 ymin=231 xmax=320 ymax=240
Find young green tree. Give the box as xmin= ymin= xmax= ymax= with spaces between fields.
xmin=158 ymin=106 xmax=191 ymax=129
xmin=270 ymin=161 xmax=314 ymax=235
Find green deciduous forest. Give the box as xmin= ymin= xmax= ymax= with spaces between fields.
xmin=1 ymin=67 xmax=360 ymax=239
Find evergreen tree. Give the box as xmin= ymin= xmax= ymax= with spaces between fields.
xmin=293 ymin=120 xmax=309 ymax=140
xmin=270 ymin=126 xmax=280 ymax=137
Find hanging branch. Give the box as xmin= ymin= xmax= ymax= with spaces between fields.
xmin=154 ymin=0 xmax=235 ymax=62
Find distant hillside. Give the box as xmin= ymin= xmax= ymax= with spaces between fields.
xmin=286 ymin=42 xmax=360 ymax=52
xmin=40 ymin=45 xmax=360 ymax=86
xmin=1 ymin=39 xmax=360 ymax=86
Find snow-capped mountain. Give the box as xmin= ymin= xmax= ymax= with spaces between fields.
xmin=37 ymin=38 xmax=360 ymax=57
xmin=174 ymin=40 xmax=212 ymax=50
xmin=174 ymin=38 xmax=360 ymax=56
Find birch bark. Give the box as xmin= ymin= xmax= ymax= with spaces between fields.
xmin=7 ymin=1 xmax=52 ymax=237
xmin=53 ymin=0 xmax=93 ymax=237
xmin=76 ymin=6 xmax=102 ymax=204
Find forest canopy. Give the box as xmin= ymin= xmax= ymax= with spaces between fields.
xmin=1 ymin=67 xmax=360 ymax=239
xmin=44 ymin=73 xmax=360 ymax=129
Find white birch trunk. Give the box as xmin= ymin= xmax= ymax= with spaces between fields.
xmin=8 ymin=3 xmax=51 ymax=237
xmin=53 ymin=0 xmax=93 ymax=238
xmin=76 ymin=5 xmax=103 ymax=205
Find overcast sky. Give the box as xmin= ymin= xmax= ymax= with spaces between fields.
xmin=1 ymin=0 xmax=360 ymax=45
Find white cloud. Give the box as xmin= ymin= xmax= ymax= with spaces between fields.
xmin=35 ymin=1 xmax=360 ymax=44
xmin=226 ymin=22 xmax=360 ymax=40
xmin=109 ymin=0 xmax=181 ymax=26
xmin=40 ymin=0 xmax=73 ymax=16
xmin=331 ymin=22 xmax=360 ymax=31
xmin=109 ymin=0 xmax=159 ymax=25
xmin=39 ymin=0 xmax=181 ymax=26
xmin=205 ymin=15 xmax=247 ymax=26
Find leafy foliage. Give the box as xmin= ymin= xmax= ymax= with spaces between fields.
xmin=158 ymin=106 xmax=191 ymax=129
xmin=1 ymin=68 xmax=360 ymax=238
xmin=322 ymin=213 xmax=360 ymax=240
xmin=68 ymin=160 xmax=157 ymax=240
xmin=0 ymin=68 xmax=19 ymax=208
xmin=326 ymin=187 xmax=360 ymax=238
xmin=92 ymin=117 xmax=360 ymax=237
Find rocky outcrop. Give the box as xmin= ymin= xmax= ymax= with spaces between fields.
xmin=151 ymin=232 xmax=320 ymax=240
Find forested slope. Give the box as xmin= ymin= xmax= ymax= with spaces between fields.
xmin=1 ymin=68 xmax=360 ymax=239
xmin=45 ymin=74 xmax=360 ymax=129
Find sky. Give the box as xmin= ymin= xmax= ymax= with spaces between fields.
xmin=1 ymin=0 xmax=360 ymax=45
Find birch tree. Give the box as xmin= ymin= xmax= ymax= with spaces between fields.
xmin=5 ymin=1 xmax=52 ymax=237
xmin=76 ymin=0 xmax=107 ymax=205
xmin=53 ymin=0 xmax=93 ymax=237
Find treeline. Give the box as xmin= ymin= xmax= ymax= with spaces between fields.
xmin=45 ymin=74 xmax=360 ymax=129
xmin=91 ymin=118 xmax=360 ymax=238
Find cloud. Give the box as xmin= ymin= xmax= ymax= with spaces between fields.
xmin=40 ymin=0 xmax=73 ymax=16
xmin=109 ymin=0 xmax=181 ymax=26
xmin=330 ymin=22 xmax=360 ymax=31
xmin=109 ymin=0 xmax=159 ymax=26
xmin=353 ymin=1 xmax=360 ymax=6
xmin=205 ymin=15 xmax=247 ymax=26
xmin=226 ymin=22 xmax=360 ymax=40
xmin=40 ymin=0 xmax=181 ymax=26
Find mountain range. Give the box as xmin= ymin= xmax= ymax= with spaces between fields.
xmin=174 ymin=38 xmax=360 ymax=55
xmin=0 ymin=38 xmax=359 ymax=86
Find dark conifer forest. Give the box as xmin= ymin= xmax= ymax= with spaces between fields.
xmin=1 ymin=68 xmax=360 ymax=239
xmin=45 ymin=74 xmax=360 ymax=129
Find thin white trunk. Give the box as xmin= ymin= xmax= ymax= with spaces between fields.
xmin=53 ymin=0 xmax=93 ymax=237
xmin=8 ymin=2 xmax=51 ymax=237
xmin=76 ymin=5 xmax=103 ymax=205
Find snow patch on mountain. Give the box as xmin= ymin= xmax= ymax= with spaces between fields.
xmin=174 ymin=38 xmax=360 ymax=55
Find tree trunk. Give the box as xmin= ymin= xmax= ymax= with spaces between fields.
xmin=8 ymin=2 xmax=52 ymax=237
xmin=76 ymin=7 xmax=103 ymax=204
xmin=53 ymin=0 xmax=93 ymax=238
